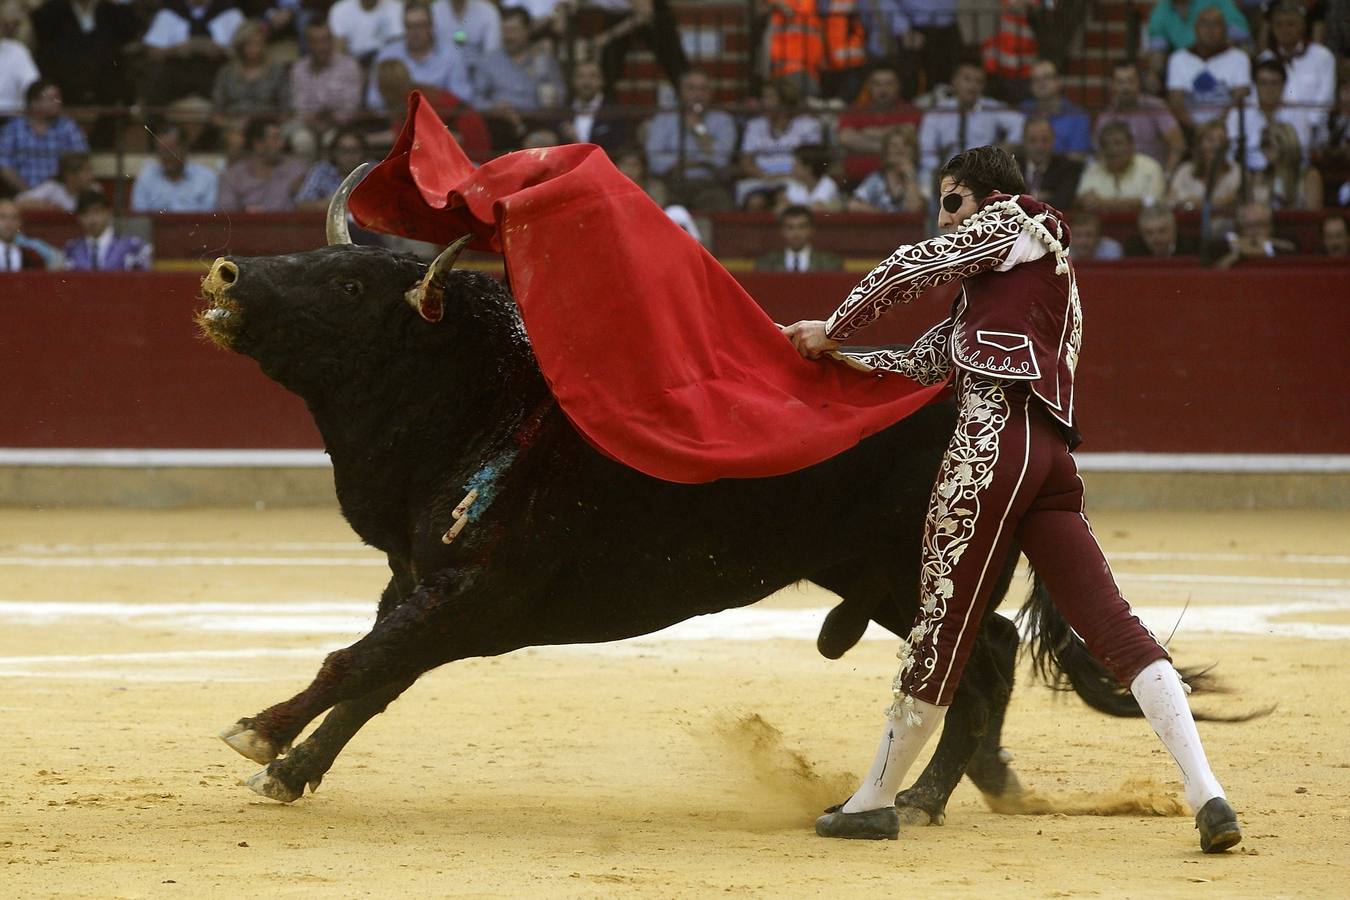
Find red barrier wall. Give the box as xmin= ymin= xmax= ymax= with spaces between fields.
xmin=1 ymin=266 xmax=1347 ymax=454
xmin=0 ymin=273 xmax=319 ymax=448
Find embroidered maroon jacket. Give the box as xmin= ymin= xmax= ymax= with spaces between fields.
xmin=825 ymin=193 xmax=1081 ymax=430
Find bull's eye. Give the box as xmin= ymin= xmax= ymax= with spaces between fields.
xmin=339 ymin=279 xmax=362 ymax=297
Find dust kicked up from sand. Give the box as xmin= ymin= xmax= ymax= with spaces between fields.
xmin=984 ymin=776 xmax=1187 ymax=817
xmin=685 ymin=712 xmax=856 ymax=828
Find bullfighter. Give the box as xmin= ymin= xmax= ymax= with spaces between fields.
xmin=782 ymin=146 xmax=1242 ymax=853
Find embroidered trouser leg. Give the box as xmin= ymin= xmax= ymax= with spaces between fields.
xmin=894 ymin=375 xmax=1167 ymax=713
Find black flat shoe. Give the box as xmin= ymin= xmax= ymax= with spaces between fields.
xmin=1195 ymin=797 xmax=1242 ymax=853
xmin=815 ymin=803 xmax=900 ymax=840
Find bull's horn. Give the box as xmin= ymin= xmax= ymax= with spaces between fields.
xmin=326 ymin=162 xmax=373 ymax=246
xmin=404 ymin=235 xmax=472 ymax=322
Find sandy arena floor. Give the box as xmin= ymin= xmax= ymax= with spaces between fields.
xmin=2 ymin=507 xmax=1348 ymax=898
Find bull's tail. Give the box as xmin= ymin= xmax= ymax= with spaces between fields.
xmin=1016 ymin=570 xmax=1268 ymax=723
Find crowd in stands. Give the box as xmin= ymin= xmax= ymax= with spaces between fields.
xmin=0 ymin=0 xmax=1346 ymax=271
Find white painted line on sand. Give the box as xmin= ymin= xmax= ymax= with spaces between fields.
xmin=7 ymin=541 xmax=369 ymax=554
xmin=0 ymin=556 xmax=386 ymax=568
xmin=3 ymin=449 xmax=1349 ymax=473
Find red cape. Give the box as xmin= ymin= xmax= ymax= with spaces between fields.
xmin=349 ymin=92 xmax=947 ymax=484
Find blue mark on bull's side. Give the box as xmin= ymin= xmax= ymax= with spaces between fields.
xmin=463 ymin=450 xmax=516 ymax=522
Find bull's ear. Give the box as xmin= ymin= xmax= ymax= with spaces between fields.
xmin=402 ymin=235 xmax=471 ymax=323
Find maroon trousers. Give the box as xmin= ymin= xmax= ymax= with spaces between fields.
xmin=893 ymin=374 xmax=1168 ymax=713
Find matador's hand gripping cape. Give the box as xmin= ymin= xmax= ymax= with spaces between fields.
xmin=348 ymin=92 xmax=948 ymax=484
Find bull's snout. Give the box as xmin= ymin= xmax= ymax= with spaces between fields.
xmin=198 ymin=258 xmax=243 ymax=348
xmin=203 ymin=258 xmax=239 ymax=299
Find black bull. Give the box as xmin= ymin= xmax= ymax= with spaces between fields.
xmin=197 ymin=243 xmax=1166 ymax=823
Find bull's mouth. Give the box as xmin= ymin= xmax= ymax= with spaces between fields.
xmin=196 ymin=259 xmax=242 ymax=349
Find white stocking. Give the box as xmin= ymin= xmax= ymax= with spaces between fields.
xmin=841 ymin=699 xmax=947 ymax=813
xmin=1130 ymin=659 xmax=1226 ymax=813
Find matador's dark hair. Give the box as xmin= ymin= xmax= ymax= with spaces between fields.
xmin=938 ymin=145 xmax=1026 ymax=200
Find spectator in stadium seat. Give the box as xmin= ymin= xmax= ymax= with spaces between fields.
xmin=1168 ymin=119 xmax=1241 ymax=209
xmin=217 ymin=117 xmax=308 ymax=212
xmin=1017 ymin=115 xmax=1083 ymax=213
xmin=430 ymin=0 xmax=501 ymax=84
xmin=916 ymin=61 xmax=1024 ymax=189
xmin=614 ymin=144 xmax=708 ymax=245
xmin=62 ymin=189 xmax=153 ymax=272
xmin=366 ymin=4 xmax=474 ymax=111
xmin=289 ymin=20 xmax=364 ymax=145
xmin=1146 ymin=0 xmax=1250 ymax=57
xmin=213 ymin=20 xmax=291 ymax=123
xmin=371 ymin=58 xmax=492 ymax=162
xmin=139 ymin=0 xmax=246 ymax=107
xmin=1095 ymin=62 xmax=1186 ymax=171
xmin=473 ymin=7 xmax=564 ymax=118
xmin=644 ymin=68 xmax=737 ymax=211
xmin=0 ymin=197 xmax=48 ymax=269
xmin=0 ymin=80 xmax=88 ymax=194
xmin=1166 ymin=6 xmax=1253 ymax=129
xmin=131 ymin=123 xmax=220 ymax=213
xmin=30 ymin=0 xmax=140 ymax=111
xmin=848 ymin=124 xmax=926 ymax=213
xmin=1227 ymin=59 xmax=1320 ymax=169
xmin=778 ymin=143 xmax=841 ymax=213
xmin=1076 ymin=121 xmax=1167 ymax=211
xmin=1019 ymin=60 xmax=1091 ymax=158
xmin=556 ymin=59 xmax=629 ymax=155
xmin=736 ymin=78 xmax=824 ymax=208
xmin=0 ymin=2 xmax=39 ymax=117
xmin=294 ymin=126 xmax=371 ymax=209
xmin=1322 ymin=212 xmax=1348 ymax=256
xmin=1212 ymin=199 xmax=1298 ymax=266
xmin=1126 ymin=205 xmax=1201 ymax=257
xmin=585 ymin=0 xmax=687 ymax=95
xmin=328 ymin=0 xmax=405 ymax=65
xmin=754 ymin=204 xmax=842 ymax=272
xmin=1065 ymin=208 xmax=1124 ymax=261
xmin=613 ymin=143 xmax=669 ymax=207
xmin=837 ymin=66 xmax=921 ymax=183
xmin=1257 ymin=1 xmax=1336 ymax=113
xmin=15 ymin=149 xmax=92 ymax=212
xmin=1247 ymin=119 xmax=1323 ymax=209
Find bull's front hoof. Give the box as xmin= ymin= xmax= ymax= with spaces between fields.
xmin=245 ymin=769 xmax=304 ymax=803
xmin=219 ymin=721 xmax=282 ymax=765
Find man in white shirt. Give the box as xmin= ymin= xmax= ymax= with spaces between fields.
xmin=1166 ymin=6 xmax=1251 ymax=128
xmin=1076 ymin=121 xmax=1167 ymax=211
xmin=917 ymin=62 xmax=1023 ymax=187
xmin=0 ymin=1 xmax=38 ymax=116
xmin=1257 ymin=1 xmax=1336 ymax=114
xmin=328 ymin=0 xmax=405 ymax=64
xmin=0 ymin=197 xmax=46 ymax=270
xmin=1226 ymin=59 xmax=1319 ymax=168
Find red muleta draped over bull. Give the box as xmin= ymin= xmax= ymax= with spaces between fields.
xmin=348 ymin=92 xmax=948 ymax=484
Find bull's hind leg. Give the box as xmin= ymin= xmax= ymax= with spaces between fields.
xmin=961 ymin=611 xmax=1026 ymax=803
xmin=889 ymin=628 xmax=1002 ymax=825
